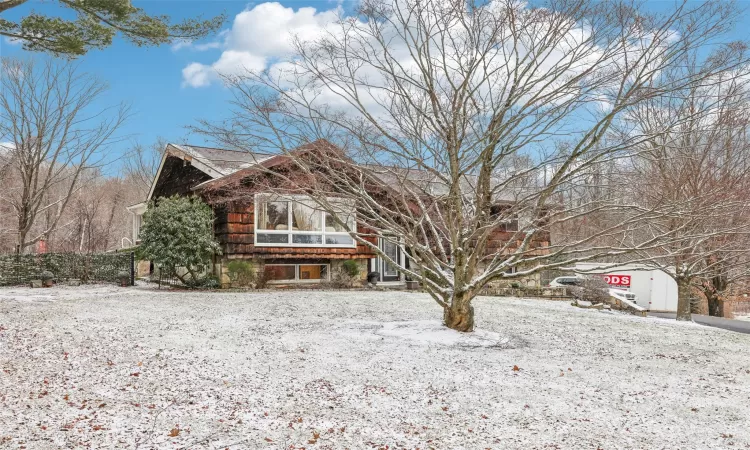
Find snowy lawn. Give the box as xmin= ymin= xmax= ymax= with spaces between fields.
xmin=1 ymin=286 xmax=750 ymax=449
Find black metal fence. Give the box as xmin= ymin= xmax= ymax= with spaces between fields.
xmin=148 ymin=265 xmax=218 ymax=289
xmin=150 ymin=266 xmax=182 ymax=288
xmin=0 ymin=252 xmax=134 ymax=286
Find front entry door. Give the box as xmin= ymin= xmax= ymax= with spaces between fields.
xmin=380 ymin=239 xmax=400 ymax=282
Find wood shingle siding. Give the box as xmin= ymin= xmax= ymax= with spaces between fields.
xmin=152 ymin=156 xmax=212 ymax=199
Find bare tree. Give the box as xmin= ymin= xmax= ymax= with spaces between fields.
xmin=622 ymin=64 xmax=750 ymax=320
xmin=24 ymin=170 xmax=140 ymax=254
xmin=122 ymin=138 xmax=166 ymax=198
xmin=0 ymin=58 xmax=128 ymax=253
xmin=197 ymin=0 xmax=746 ymax=331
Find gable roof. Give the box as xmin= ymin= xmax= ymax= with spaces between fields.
xmin=193 ymin=140 xmax=524 ymax=203
xmin=173 ymin=144 xmax=274 ymax=177
xmin=146 ymin=140 xmax=534 ymax=205
xmin=193 ymin=140 xmax=339 ymax=193
xmin=145 ymin=143 xmax=275 ymax=201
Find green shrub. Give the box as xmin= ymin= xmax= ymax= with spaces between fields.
xmin=227 ymin=260 xmax=255 ymax=287
xmin=341 ymin=260 xmax=360 ymax=278
xmin=138 ymin=195 xmax=221 ymax=286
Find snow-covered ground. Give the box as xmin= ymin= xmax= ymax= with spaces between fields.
xmin=1 ymin=285 xmax=749 ymax=449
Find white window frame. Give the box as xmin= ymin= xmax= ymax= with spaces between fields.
xmin=254 ymin=194 xmax=356 ymax=248
xmin=264 ymin=263 xmax=331 ymax=284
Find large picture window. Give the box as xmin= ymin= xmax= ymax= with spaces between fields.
xmin=255 ymin=195 xmax=356 ymax=247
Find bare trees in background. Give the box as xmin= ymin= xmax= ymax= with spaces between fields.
xmin=122 ymin=138 xmax=166 ymax=199
xmin=197 ymin=0 xmax=747 ymax=330
xmin=0 ymin=58 xmax=128 ymax=253
xmin=58 ymin=174 xmax=138 ymax=253
xmin=622 ymin=63 xmax=750 ymax=320
xmin=0 ymin=166 xmax=143 ymax=254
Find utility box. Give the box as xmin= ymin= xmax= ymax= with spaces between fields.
xmin=572 ymin=263 xmax=678 ymax=312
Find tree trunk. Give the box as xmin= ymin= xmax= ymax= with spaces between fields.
xmin=705 ymin=274 xmax=728 ymax=317
xmin=706 ymin=292 xmax=724 ymax=317
xmin=444 ymin=292 xmax=475 ymax=332
xmin=676 ymin=276 xmax=692 ymax=321
xmin=174 ymin=269 xmax=189 ymax=285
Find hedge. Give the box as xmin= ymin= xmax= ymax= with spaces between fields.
xmin=0 ymin=252 xmax=133 ymax=286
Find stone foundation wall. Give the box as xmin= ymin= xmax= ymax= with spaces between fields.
xmin=329 ymin=259 xmax=368 ymax=280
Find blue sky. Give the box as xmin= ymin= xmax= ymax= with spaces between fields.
xmin=1 ymin=0 xmax=748 ymax=175
xmin=0 ymin=0 xmax=349 ymax=173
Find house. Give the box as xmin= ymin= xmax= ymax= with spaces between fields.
xmin=128 ymin=141 xmax=549 ymax=287
xmin=127 ymin=142 xmax=399 ymax=286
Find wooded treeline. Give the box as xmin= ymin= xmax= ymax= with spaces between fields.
xmin=0 ymin=161 xmax=145 ymax=254
xmin=0 ymin=59 xmax=161 ymax=254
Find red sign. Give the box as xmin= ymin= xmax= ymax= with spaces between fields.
xmin=601 ymin=274 xmax=631 ymax=287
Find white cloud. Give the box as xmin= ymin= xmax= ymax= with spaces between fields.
xmin=180 ymin=0 xmax=674 ymax=135
xmin=171 ymin=39 xmax=223 ymax=52
xmin=213 ymin=50 xmax=267 ymax=76
xmin=181 ymin=51 xmax=268 ymax=88
xmin=182 ymin=62 xmax=212 ymax=88
xmin=181 ymin=2 xmax=341 ymax=88
xmin=226 ymin=3 xmax=340 ymax=57
xmin=171 ymin=39 xmax=193 ymax=51
xmin=194 ymin=41 xmax=222 ymax=51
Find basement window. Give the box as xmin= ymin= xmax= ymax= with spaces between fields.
xmin=264 ymin=264 xmax=330 ymax=283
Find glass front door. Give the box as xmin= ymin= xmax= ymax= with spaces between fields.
xmin=380 ymin=239 xmax=400 ymax=281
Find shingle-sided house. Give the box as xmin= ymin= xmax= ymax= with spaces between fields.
xmin=128 ymin=141 xmax=550 ymax=287
xmin=127 ymin=142 xmax=398 ymax=286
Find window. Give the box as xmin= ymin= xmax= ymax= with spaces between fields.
xmin=325 ymin=212 xmax=348 ymax=232
xmin=292 ymin=201 xmax=321 ymax=231
xmin=134 ymin=214 xmax=143 ymax=241
xmin=299 ymin=264 xmax=327 ymax=280
xmin=265 ymin=265 xmax=296 ymax=281
xmin=255 ymin=195 xmax=355 ymax=247
xmin=504 ymin=217 xmax=519 ymax=232
xmin=257 ymin=234 xmax=290 ymax=244
xmin=264 ymin=264 xmax=329 ymax=283
xmin=258 ymin=201 xmax=289 ymax=231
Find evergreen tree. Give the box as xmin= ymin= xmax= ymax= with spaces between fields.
xmin=139 ymin=196 xmax=221 ymax=285
xmin=0 ymin=0 xmax=224 ymax=56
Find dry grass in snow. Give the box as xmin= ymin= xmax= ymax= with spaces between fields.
xmin=1 ymin=286 xmax=750 ymax=449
